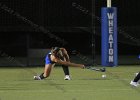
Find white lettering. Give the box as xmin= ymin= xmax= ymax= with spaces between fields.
xmin=107 ymin=13 xmax=114 ymax=63
xmin=108 ymin=20 xmax=114 ymax=26
xmin=109 ymin=41 xmax=113 ymax=48
xmin=107 ymin=13 xmax=114 ymax=19
xmin=109 ymin=49 xmax=113 ymax=55
xmin=109 ymin=56 xmax=113 ymax=62
xmin=109 ymin=27 xmax=113 ymax=34
xmin=109 ymin=34 xmax=113 ymax=41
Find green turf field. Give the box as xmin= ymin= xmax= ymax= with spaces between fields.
xmin=0 ymin=66 xmax=140 ymax=100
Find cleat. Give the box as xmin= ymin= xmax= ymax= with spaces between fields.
xmin=130 ymin=81 xmax=139 ymax=87
xmin=64 ymin=75 xmax=71 ymax=80
xmin=33 ymin=76 xmax=41 ymax=80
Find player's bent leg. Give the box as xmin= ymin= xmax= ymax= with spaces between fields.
xmin=43 ymin=64 xmax=53 ymax=78
xmin=62 ymin=65 xmax=71 ymax=80
xmin=34 ymin=64 xmax=53 ymax=80
xmin=62 ymin=65 xmax=70 ymax=75
xmin=133 ymin=72 xmax=140 ymax=83
xmin=130 ymin=72 xmax=140 ymax=87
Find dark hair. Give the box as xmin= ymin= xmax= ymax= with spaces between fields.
xmin=51 ymin=47 xmax=60 ymax=53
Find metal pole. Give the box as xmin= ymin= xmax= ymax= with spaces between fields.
xmin=107 ymin=0 xmax=112 ymax=7
xmin=26 ymin=34 xmax=30 ymax=66
xmin=91 ymin=0 xmax=95 ymax=65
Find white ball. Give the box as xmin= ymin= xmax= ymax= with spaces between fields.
xmin=102 ymin=74 xmax=106 ymax=78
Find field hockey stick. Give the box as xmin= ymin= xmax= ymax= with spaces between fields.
xmin=85 ymin=66 xmax=106 ymax=72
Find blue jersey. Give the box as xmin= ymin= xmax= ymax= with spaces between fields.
xmin=45 ymin=52 xmax=56 ymax=64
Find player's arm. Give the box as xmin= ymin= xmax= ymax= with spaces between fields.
xmin=60 ymin=48 xmax=70 ymax=62
xmin=51 ymin=55 xmax=84 ymax=68
xmin=56 ymin=60 xmax=85 ymax=68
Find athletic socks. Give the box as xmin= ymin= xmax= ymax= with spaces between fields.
xmin=133 ymin=72 xmax=140 ymax=82
xmin=39 ymin=73 xmax=46 ymax=79
xmin=62 ymin=65 xmax=70 ymax=75
xmin=39 ymin=66 xmax=70 ymax=80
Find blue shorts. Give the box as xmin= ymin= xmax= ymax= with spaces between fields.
xmin=45 ymin=53 xmax=55 ymax=64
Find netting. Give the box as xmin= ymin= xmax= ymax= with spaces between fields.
xmin=0 ymin=0 xmax=95 ymax=66
xmin=0 ymin=0 xmax=140 ymax=66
